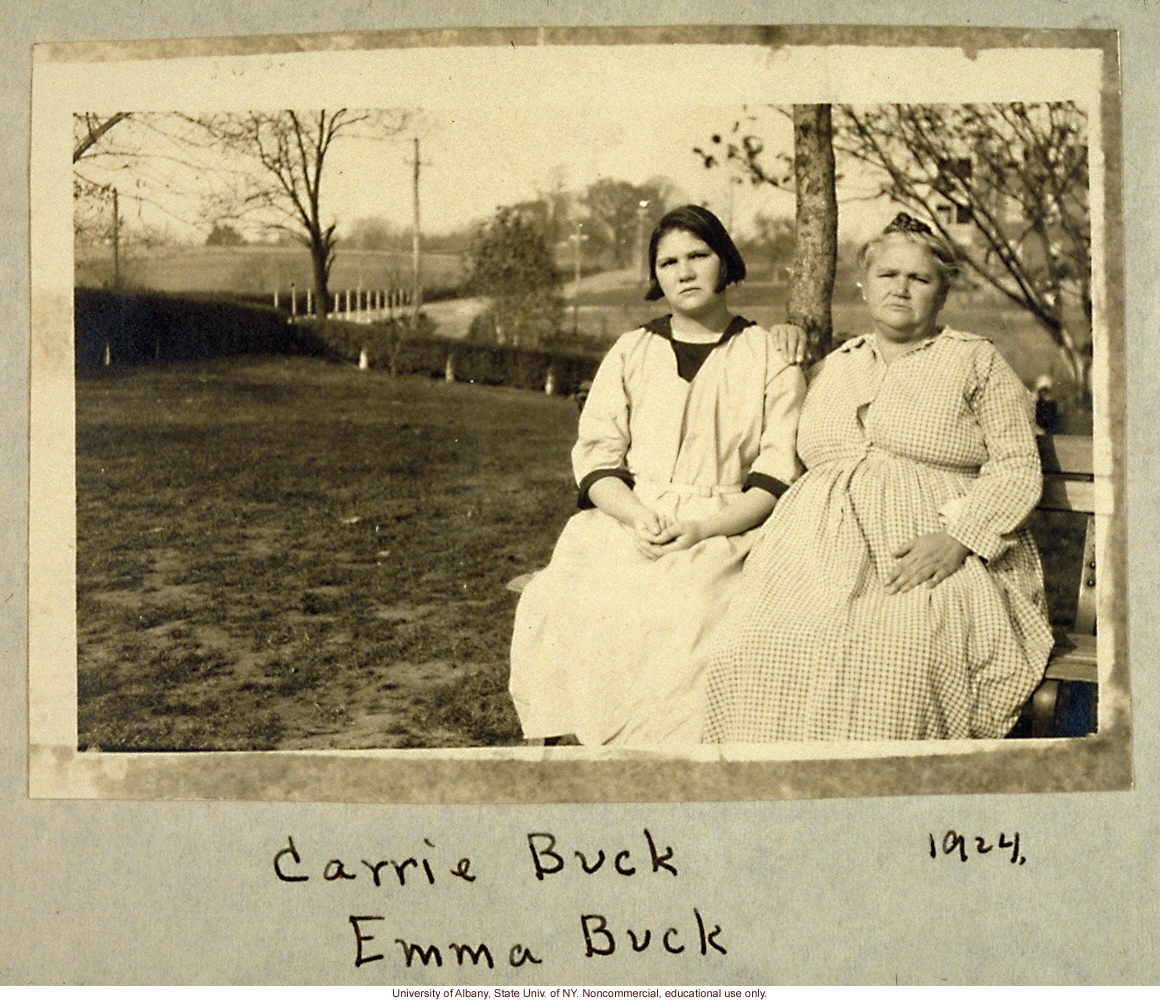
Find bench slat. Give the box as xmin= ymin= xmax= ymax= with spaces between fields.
xmin=1038 ymin=434 xmax=1094 ymax=475
xmin=1028 ymin=436 xmax=1097 ymax=737
xmin=1039 ymin=476 xmax=1095 ymax=513
xmin=1045 ymin=632 xmax=1097 ymax=684
xmin=1075 ymin=514 xmax=1098 ymax=634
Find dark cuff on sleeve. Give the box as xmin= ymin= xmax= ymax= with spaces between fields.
xmin=743 ymin=472 xmax=790 ymax=499
xmin=578 ymin=468 xmax=635 ymax=509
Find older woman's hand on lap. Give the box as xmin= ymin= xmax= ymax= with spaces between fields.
xmin=885 ymin=531 xmax=971 ymax=594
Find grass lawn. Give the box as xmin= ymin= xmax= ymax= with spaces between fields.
xmin=77 ymin=357 xmax=579 ymax=750
xmin=77 ymin=352 xmax=1090 ymax=752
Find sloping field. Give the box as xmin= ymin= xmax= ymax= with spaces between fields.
xmin=76 ymin=244 xmax=465 ymax=297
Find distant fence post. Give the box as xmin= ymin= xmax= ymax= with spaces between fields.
xmin=291 ymin=284 xmax=297 ymax=316
xmin=273 ymin=289 xmax=279 ymax=310
xmin=306 ymin=288 xmax=313 ymax=314
xmin=545 ymin=368 xmax=556 ymax=395
xmin=445 ymin=354 xmax=456 ymax=382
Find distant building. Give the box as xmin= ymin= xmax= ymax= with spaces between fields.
xmin=927 ymin=148 xmax=1088 ymax=316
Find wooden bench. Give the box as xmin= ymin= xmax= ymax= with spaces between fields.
xmin=1026 ymin=433 xmax=1098 ymax=737
xmin=509 ymin=433 xmax=1099 ymax=742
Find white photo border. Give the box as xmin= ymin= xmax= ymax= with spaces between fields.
xmin=29 ymin=24 xmax=1130 ymax=802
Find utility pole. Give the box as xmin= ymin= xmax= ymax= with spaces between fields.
xmin=570 ymin=219 xmax=587 ymax=336
xmin=726 ymin=175 xmax=741 ymax=232
xmin=635 ymin=200 xmax=650 ymax=285
xmin=111 ymin=186 xmax=120 ymax=290
xmin=411 ymin=137 xmax=422 ymax=327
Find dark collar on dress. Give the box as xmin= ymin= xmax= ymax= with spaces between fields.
xmin=644 ymin=314 xmax=754 ymax=383
xmin=643 ymin=313 xmax=754 ymax=345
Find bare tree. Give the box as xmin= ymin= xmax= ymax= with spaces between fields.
xmin=73 ymin=112 xmax=228 ymax=251
xmin=74 ymin=122 xmax=176 ymax=292
xmin=700 ymin=102 xmax=1092 ymax=384
xmin=835 ymin=102 xmax=1091 ymax=385
xmin=696 ymin=105 xmax=837 ymax=360
xmin=73 ymin=112 xmax=132 ymax=163
xmin=185 ymin=110 xmax=411 ymax=314
xmin=786 ymin=106 xmax=837 ymax=360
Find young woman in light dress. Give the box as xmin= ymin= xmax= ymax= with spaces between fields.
xmin=509 ymin=205 xmax=807 ymax=746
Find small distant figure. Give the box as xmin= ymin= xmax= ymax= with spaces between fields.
xmin=1034 ymin=374 xmax=1059 ymax=435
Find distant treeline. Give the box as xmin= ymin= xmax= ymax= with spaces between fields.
xmin=75 ymin=288 xmax=603 ymax=394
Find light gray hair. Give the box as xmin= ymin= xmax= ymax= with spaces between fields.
xmin=857 ymin=213 xmax=962 ymax=295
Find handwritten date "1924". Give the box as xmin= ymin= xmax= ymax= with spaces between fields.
xmin=930 ymin=830 xmax=1026 ymax=865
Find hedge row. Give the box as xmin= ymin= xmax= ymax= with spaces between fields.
xmin=75 ymin=288 xmax=314 ymax=369
xmin=75 ymin=288 xmax=606 ymax=395
xmin=304 ymin=317 xmax=602 ymax=396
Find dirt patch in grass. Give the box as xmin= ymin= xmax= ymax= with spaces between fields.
xmin=77 ymin=357 xmax=578 ymax=750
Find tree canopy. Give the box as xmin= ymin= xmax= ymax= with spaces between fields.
xmin=698 ymin=101 xmax=1092 ymax=384
xmin=205 ymin=223 xmax=245 ymax=247
xmin=467 ymin=207 xmax=563 ymax=348
xmin=184 ymin=110 xmax=412 ymax=313
xmin=582 ymin=178 xmax=673 ymax=269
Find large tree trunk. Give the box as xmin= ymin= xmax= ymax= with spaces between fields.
xmin=310 ymin=241 xmax=330 ymax=316
xmin=787 ymin=105 xmax=838 ymax=362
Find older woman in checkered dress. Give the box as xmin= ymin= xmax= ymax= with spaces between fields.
xmin=703 ymin=214 xmax=1054 ymax=741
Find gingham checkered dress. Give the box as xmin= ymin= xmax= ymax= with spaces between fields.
xmin=510 ymin=319 xmax=806 ymax=745
xmin=703 ymin=329 xmax=1054 ymax=742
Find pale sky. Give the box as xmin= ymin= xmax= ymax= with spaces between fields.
xmin=63 ymin=41 xmax=1098 ymax=251
xmin=77 ymin=103 xmax=891 ymax=246
xmin=70 ymin=43 xmax=940 ymax=247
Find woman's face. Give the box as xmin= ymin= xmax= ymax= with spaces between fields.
xmin=863 ymin=238 xmax=946 ymax=343
xmin=654 ymin=228 xmax=724 ymax=318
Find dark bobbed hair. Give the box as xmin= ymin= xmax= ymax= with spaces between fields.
xmin=644 ymin=204 xmax=747 ymax=302
xmin=856 ymin=213 xmax=962 ymax=295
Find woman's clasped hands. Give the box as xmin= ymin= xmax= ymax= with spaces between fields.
xmin=631 ymin=509 xmax=704 ymax=560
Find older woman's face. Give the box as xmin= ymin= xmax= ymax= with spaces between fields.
xmin=864 ymin=238 xmax=945 ymax=343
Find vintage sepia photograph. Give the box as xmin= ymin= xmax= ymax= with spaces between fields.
xmin=28 ymin=26 xmax=1129 ymax=801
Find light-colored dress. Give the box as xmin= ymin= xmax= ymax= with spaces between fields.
xmin=703 ymin=329 xmax=1054 ymax=742
xmin=509 ymin=316 xmax=806 ymax=745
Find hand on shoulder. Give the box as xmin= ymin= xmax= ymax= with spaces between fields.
xmin=769 ymin=323 xmax=807 ymax=365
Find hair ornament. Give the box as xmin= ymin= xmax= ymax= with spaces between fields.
xmin=883 ymin=212 xmax=935 ymax=237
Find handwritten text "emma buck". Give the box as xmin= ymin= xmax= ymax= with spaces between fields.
xmin=272 ymin=829 xmax=727 ymax=970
